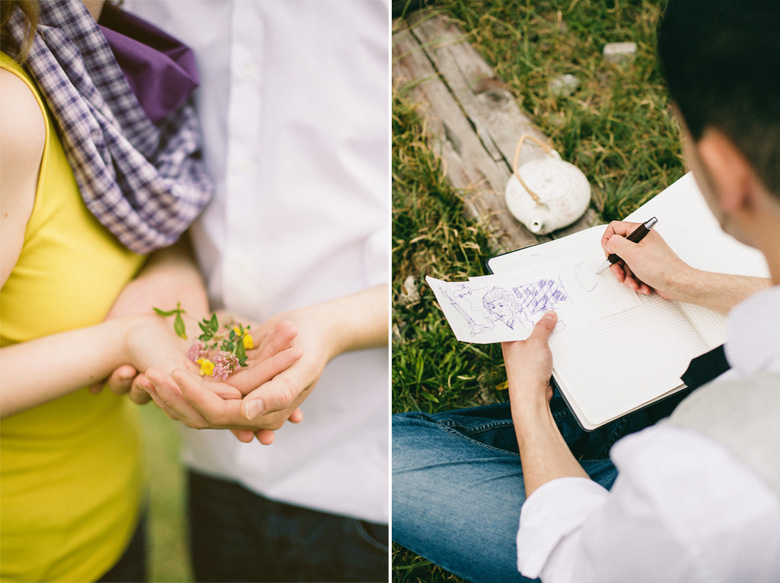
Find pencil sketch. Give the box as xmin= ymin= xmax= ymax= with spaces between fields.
xmin=437 ymin=276 xmax=572 ymax=338
xmin=438 ymin=284 xmax=494 ymax=336
xmin=575 ymin=262 xmax=599 ymax=292
xmin=427 ymin=261 xmax=640 ymax=344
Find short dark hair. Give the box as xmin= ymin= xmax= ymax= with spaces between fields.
xmin=657 ymin=0 xmax=780 ymax=196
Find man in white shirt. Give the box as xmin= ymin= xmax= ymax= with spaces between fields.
xmin=393 ymin=0 xmax=780 ymax=581
xmin=125 ymin=1 xmax=390 ymax=581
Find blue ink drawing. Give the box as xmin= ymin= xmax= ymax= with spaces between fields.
xmin=483 ymin=277 xmax=571 ymax=331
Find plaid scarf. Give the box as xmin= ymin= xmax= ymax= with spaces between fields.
xmin=2 ymin=0 xmax=213 ymax=254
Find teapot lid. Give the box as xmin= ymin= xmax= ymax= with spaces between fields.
xmin=517 ymin=155 xmax=590 ymax=203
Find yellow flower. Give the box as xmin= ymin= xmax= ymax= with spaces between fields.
xmin=234 ymin=326 xmax=254 ymax=349
xmin=196 ymin=358 xmax=215 ymax=377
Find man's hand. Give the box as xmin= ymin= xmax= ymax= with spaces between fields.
xmin=124 ymin=285 xmax=387 ymax=443
xmin=501 ymin=311 xmax=589 ymax=496
xmin=144 ymin=285 xmax=388 ymax=440
xmin=601 ymin=220 xmax=770 ymax=314
xmin=139 ymin=319 xmax=305 ymax=444
xmin=234 ymin=306 xmax=335 ymax=422
xmin=601 ymin=220 xmax=691 ymax=299
xmin=501 ymin=311 xmax=557 ymax=406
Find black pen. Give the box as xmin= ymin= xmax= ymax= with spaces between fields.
xmin=595 ymin=217 xmax=658 ymax=274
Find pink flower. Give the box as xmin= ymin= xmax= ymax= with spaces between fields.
xmin=213 ymin=351 xmax=241 ymax=380
xmin=187 ymin=340 xmax=208 ymax=364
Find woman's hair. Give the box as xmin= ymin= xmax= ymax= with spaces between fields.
xmin=482 ymin=287 xmax=519 ymax=312
xmin=1 ymin=0 xmax=39 ymax=62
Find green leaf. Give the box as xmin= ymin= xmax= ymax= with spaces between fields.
xmin=238 ymin=356 xmax=248 ymax=367
xmin=420 ymin=392 xmax=439 ymax=403
xmin=153 ymin=307 xmax=178 ymax=317
xmin=209 ymin=313 xmax=219 ymax=333
xmin=174 ymin=312 xmax=187 ymax=340
xmin=235 ymin=336 xmax=247 ymax=360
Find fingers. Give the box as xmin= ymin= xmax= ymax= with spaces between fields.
xmin=600 ymin=220 xmax=640 ymax=252
xmin=229 ymin=409 xmax=302 ymax=444
xmin=172 ymin=369 xmax=246 ymax=428
xmin=230 ymin=428 xmax=256 ymax=443
xmin=528 ymin=311 xmax=557 ymax=342
xmin=128 ymin=374 xmax=154 ymax=405
xmin=90 ymin=364 xmax=139 ymax=395
xmin=610 ymin=260 xmax=651 ymax=295
xmin=605 ymin=232 xmax=639 ymax=264
xmin=229 ymin=346 xmax=303 ymax=395
xmin=254 ymin=320 xmax=298 ymax=360
xmin=288 ymin=407 xmax=304 ymax=424
xmin=254 ymin=430 xmax=276 ymax=445
xmin=240 ymin=372 xmax=302 ymax=420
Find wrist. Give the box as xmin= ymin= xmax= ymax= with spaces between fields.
xmin=120 ymin=313 xmax=158 ymax=366
xmin=661 ymin=262 xmax=699 ymax=302
xmin=298 ymin=303 xmax=345 ymax=361
xmin=510 ymin=391 xmax=554 ymax=437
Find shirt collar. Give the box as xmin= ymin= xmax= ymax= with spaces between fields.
xmin=725 ymin=285 xmax=780 ymax=375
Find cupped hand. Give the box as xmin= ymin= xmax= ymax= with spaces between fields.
xmin=137 ymin=318 xmax=305 ymax=443
xmin=235 ymin=306 xmax=335 ymax=423
xmin=600 ymin=220 xmax=692 ymax=299
xmin=501 ymin=311 xmax=557 ymax=404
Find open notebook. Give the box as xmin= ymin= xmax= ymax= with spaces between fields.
xmin=483 ymin=173 xmax=769 ymax=429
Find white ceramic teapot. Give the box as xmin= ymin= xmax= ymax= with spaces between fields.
xmin=505 ymin=139 xmax=591 ymax=235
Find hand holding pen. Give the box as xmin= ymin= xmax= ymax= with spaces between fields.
xmin=596 ymin=217 xmax=658 ymax=274
xmin=597 ymin=217 xmax=689 ymax=298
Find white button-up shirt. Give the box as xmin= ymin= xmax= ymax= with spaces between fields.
xmin=517 ymin=285 xmax=780 ymax=581
xmin=128 ymin=0 xmax=390 ymax=523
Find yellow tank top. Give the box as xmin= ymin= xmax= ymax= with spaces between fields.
xmin=0 ymin=53 xmax=146 ymax=582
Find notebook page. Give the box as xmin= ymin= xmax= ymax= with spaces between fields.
xmin=488 ymin=225 xmax=605 ymax=272
xmin=549 ymin=293 xmax=708 ymax=428
xmin=487 ymin=225 xmax=703 ymax=428
xmin=624 ymin=173 xmax=769 ymax=344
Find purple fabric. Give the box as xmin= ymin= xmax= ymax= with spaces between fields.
xmin=2 ymin=0 xmax=212 ymax=254
xmin=98 ymin=4 xmax=199 ymax=124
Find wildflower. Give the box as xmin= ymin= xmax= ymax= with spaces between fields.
xmin=242 ymin=333 xmax=254 ymax=350
xmin=233 ymin=325 xmax=254 ymax=350
xmin=213 ymin=351 xmax=241 ymax=380
xmin=187 ymin=340 xmax=209 ymax=364
xmin=196 ymin=358 xmax=215 ymax=377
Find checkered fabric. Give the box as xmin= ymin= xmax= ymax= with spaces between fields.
xmin=2 ymin=0 xmax=213 ymax=254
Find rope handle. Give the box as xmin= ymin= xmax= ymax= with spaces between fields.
xmin=511 ymin=133 xmax=557 ymax=205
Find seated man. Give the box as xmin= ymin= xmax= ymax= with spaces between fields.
xmin=393 ymin=0 xmax=780 ymax=581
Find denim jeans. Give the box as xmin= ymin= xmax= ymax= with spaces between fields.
xmin=188 ymin=470 xmax=389 ymax=582
xmin=392 ymin=385 xmax=692 ymax=583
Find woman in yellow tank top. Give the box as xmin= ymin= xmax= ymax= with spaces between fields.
xmin=0 ymin=1 xmax=262 ymax=581
xmin=0 ymin=53 xmax=202 ymax=583
xmin=0 ymin=2 xmax=305 ymax=580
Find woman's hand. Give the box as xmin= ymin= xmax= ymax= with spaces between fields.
xmin=137 ymin=318 xmax=305 ymax=444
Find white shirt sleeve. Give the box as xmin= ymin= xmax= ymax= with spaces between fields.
xmin=516 ymin=426 xmax=780 ymax=583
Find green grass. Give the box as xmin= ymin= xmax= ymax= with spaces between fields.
xmin=392 ymin=0 xmax=686 ymax=580
xmin=139 ymin=404 xmax=193 ymax=582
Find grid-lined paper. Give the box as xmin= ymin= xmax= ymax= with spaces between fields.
xmin=488 ymin=173 xmax=770 ymax=429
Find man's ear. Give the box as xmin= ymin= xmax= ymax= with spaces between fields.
xmin=696 ymin=129 xmax=756 ymax=214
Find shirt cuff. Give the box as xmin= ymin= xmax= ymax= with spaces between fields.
xmin=516 ymin=477 xmax=609 ymax=578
